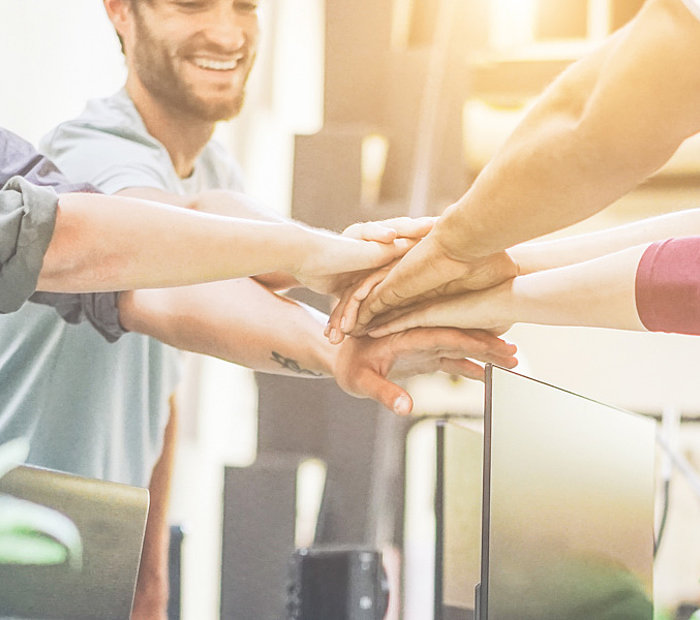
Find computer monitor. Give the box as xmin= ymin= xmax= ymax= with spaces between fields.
xmin=435 ymin=419 xmax=483 ymax=620
xmin=478 ymin=365 xmax=656 ymax=620
xmin=0 ymin=464 xmax=149 ymax=619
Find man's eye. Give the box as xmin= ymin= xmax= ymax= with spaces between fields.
xmin=174 ymin=1 xmax=207 ymax=10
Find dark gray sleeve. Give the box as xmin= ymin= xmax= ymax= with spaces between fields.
xmin=0 ymin=175 xmax=127 ymax=342
xmin=29 ymin=291 xmax=126 ymax=343
xmin=0 ymin=176 xmax=58 ymax=313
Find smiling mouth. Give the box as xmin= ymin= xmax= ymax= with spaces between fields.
xmin=191 ymin=55 xmax=244 ymax=71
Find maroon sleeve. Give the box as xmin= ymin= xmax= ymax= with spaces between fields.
xmin=635 ymin=237 xmax=700 ymax=335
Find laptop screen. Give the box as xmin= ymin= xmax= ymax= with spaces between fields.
xmin=479 ymin=365 xmax=656 ymax=620
xmin=0 ymin=465 xmax=149 ymax=619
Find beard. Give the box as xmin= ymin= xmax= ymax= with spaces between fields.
xmin=130 ymin=11 xmax=253 ymax=122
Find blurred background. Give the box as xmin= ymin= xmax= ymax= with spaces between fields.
xmin=2 ymin=1 xmax=700 ymax=618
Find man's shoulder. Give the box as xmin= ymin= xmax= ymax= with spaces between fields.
xmin=42 ymin=90 xmax=160 ymax=154
xmin=40 ymin=90 xmax=174 ymax=193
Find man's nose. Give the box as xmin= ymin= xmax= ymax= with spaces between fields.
xmin=204 ymin=8 xmax=249 ymax=51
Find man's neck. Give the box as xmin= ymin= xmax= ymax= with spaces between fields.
xmin=126 ymin=77 xmax=214 ymax=179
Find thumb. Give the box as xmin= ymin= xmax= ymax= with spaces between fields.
xmin=343 ymin=221 xmax=397 ymax=242
xmin=353 ymin=368 xmax=413 ymax=416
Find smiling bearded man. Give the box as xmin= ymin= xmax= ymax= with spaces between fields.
xmin=126 ymin=0 xmax=258 ymax=123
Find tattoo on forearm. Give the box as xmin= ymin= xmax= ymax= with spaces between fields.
xmin=270 ymin=351 xmax=323 ymax=377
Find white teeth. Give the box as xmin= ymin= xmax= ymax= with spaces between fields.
xmin=192 ymin=57 xmax=242 ymax=71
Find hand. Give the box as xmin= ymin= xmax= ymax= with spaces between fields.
xmin=332 ymin=327 xmax=517 ymax=416
xmin=328 ymin=233 xmax=518 ymax=338
xmin=294 ymin=217 xmax=436 ymax=297
xmin=363 ymin=281 xmax=516 ymax=339
xmin=342 ymin=216 xmax=437 ymax=243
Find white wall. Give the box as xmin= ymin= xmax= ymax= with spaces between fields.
xmin=0 ymin=1 xmax=125 ymax=146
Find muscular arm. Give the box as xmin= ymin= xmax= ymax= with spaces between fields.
xmin=438 ymin=0 xmax=700 ymax=257
xmin=349 ymin=0 xmax=700 ymax=331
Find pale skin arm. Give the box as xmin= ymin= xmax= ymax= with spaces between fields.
xmin=131 ymin=396 xmax=178 ymax=620
xmin=347 ymin=0 xmax=700 ymax=333
xmin=36 ymin=191 xmax=408 ymax=294
xmin=366 ymin=244 xmax=650 ymax=337
xmin=117 ymin=277 xmax=518 ymax=415
xmin=118 ymin=186 xmax=435 ymax=292
xmin=510 ymin=207 xmax=700 ymax=274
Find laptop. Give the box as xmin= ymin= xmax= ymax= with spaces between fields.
xmin=436 ymin=365 xmax=656 ymax=620
xmin=0 ymin=464 xmax=149 ymax=619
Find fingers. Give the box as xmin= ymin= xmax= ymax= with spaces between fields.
xmin=365 ymin=295 xmax=460 ymax=338
xmin=391 ymin=327 xmax=517 ymax=361
xmin=352 ymin=367 xmax=414 ymax=416
xmin=371 ymin=216 xmax=437 ymax=239
xmin=366 ymin=309 xmax=432 ymax=338
xmin=352 ymin=239 xmax=445 ymax=333
xmin=342 ymin=217 xmax=437 ymax=243
xmin=326 ymin=265 xmax=394 ymax=343
xmin=343 ymin=221 xmax=397 ymax=243
xmin=437 ymin=357 xmax=486 ymax=381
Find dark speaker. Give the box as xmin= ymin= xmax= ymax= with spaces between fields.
xmin=286 ymin=547 xmax=389 ymax=620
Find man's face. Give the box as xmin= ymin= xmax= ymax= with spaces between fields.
xmin=126 ymin=0 xmax=260 ymax=122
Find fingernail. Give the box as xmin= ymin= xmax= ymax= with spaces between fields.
xmin=340 ymin=317 xmax=346 ymax=332
xmin=393 ymin=395 xmax=411 ymax=416
xmin=324 ymin=324 xmax=330 ymax=337
xmin=330 ymin=328 xmax=338 ymax=343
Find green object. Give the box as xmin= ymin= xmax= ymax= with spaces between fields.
xmin=0 ymin=439 xmax=82 ymax=568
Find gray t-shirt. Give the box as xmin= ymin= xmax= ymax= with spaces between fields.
xmin=0 ymin=90 xmax=242 ymax=487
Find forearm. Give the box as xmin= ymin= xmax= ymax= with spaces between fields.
xmin=436 ymin=0 xmax=700 ymax=259
xmin=132 ymin=398 xmax=178 ymax=619
xmin=187 ymin=189 xmax=290 ymax=222
xmin=37 ymin=193 xmax=315 ymax=292
xmin=499 ymin=245 xmax=648 ymax=330
xmin=510 ymin=208 xmax=700 ymax=274
xmin=117 ymin=186 xmax=289 ymax=222
xmin=118 ymin=278 xmax=338 ymax=377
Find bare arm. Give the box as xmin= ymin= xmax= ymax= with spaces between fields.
xmin=349 ymin=0 xmax=700 ymax=332
xmin=510 ymin=207 xmax=700 ymax=274
xmin=115 ymin=186 xmax=288 ymax=222
xmin=439 ymin=0 xmax=700 ymax=257
xmin=37 ymin=192 xmax=405 ymax=294
xmin=117 ymin=278 xmax=518 ymax=415
xmin=367 ymin=245 xmax=649 ymax=337
xmin=131 ymin=398 xmax=178 ymax=620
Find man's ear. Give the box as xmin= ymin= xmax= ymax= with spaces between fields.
xmin=103 ymin=0 xmax=132 ymax=41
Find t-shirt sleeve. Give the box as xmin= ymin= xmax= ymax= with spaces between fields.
xmin=42 ymin=121 xmax=173 ymax=195
xmin=28 ymin=291 xmax=125 ymax=343
xmin=0 ymin=127 xmax=129 ymax=339
xmin=0 ymin=176 xmax=58 ymax=312
xmin=635 ymin=237 xmax=700 ymax=335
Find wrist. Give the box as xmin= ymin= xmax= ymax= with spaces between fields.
xmin=287 ymin=224 xmax=330 ymax=278
xmin=433 ymin=201 xmax=492 ymax=261
xmin=490 ymin=279 xmax=519 ymax=328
